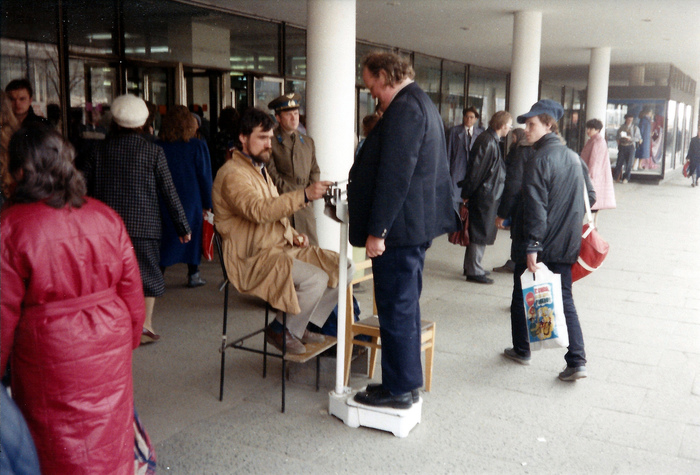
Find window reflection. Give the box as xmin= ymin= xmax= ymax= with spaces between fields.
xmin=468 ymin=66 xmax=506 ymax=127
xmin=285 ymin=26 xmax=306 ymax=78
xmin=413 ymin=54 xmax=440 ymax=107
xmin=442 ymin=60 xmax=465 ymax=128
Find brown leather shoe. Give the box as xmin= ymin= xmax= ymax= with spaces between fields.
xmin=265 ymin=326 xmax=306 ymax=355
xmin=301 ymin=329 xmax=325 ymax=344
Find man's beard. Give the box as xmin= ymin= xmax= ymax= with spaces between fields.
xmin=250 ymin=149 xmax=271 ymax=165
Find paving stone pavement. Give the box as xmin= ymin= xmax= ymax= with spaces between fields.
xmin=134 ymin=172 xmax=700 ymax=474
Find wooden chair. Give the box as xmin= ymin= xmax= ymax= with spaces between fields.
xmin=214 ymin=229 xmax=336 ymax=412
xmin=343 ymin=259 xmax=435 ymax=391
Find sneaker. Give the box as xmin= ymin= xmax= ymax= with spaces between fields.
xmin=187 ymin=272 xmax=206 ymax=288
xmin=558 ymin=365 xmax=587 ymax=381
xmin=503 ymin=347 xmax=531 ymax=365
xmin=622 ymin=178 xmax=629 ymax=184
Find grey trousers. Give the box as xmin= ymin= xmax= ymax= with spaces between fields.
xmin=463 ymin=242 xmax=486 ymax=276
xmin=276 ymin=259 xmax=355 ymax=338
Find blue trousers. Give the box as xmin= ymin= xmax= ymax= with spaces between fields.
xmin=510 ymin=262 xmax=587 ymax=367
xmin=372 ymin=243 xmax=428 ymax=394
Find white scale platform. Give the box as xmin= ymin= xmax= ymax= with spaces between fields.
xmin=329 ymin=388 xmax=422 ymax=438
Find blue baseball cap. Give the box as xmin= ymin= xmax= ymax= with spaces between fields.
xmin=517 ymin=99 xmax=564 ymax=124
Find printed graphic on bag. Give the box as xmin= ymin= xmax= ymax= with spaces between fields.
xmin=524 ymin=284 xmax=560 ymax=343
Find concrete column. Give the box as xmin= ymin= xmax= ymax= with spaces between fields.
xmin=306 ymin=0 xmax=356 ymax=252
xmin=509 ymin=11 xmax=542 ymax=123
xmin=586 ymin=47 xmax=611 ymax=129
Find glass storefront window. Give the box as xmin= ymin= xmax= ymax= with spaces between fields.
xmin=229 ymin=17 xmax=280 ymax=74
xmin=124 ymin=1 xmax=279 ymax=73
xmin=468 ymin=66 xmax=507 ymax=127
xmin=441 ymin=60 xmax=465 ymax=128
xmin=254 ymin=77 xmax=283 ymax=112
xmin=285 ymin=26 xmax=306 ymax=78
xmin=608 ymin=99 xmax=666 ymax=174
xmin=66 ymin=0 xmax=116 ymax=56
xmin=414 ymin=53 xmax=440 ymax=107
xmin=1 ymin=38 xmax=60 ymax=119
xmin=357 ymin=89 xmax=377 ymax=139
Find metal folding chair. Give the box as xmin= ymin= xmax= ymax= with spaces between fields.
xmin=214 ymin=228 xmax=334 ymax=412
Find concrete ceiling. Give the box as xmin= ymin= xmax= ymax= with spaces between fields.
xmin=199 ymin=0 xmax=700 ymax=87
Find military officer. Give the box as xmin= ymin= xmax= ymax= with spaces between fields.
xmin=267 ymin=93 xmax=321 ymax=246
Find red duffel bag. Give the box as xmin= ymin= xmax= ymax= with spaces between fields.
xmin=572 ymin=222 xmax=609 ymax=282
xmin=572 ymin=183 xmax=609 ymax=282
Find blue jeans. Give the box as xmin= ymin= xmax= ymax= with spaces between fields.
xmin=372 ymin=243 xmax=428 ymax=394
xmin=614 ymin=144 xmax=636 ymax=181
xmin=510 ymin=262 xmax=586 ymax=367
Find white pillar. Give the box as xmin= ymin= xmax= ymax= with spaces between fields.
xmin=586 ymin=47 xmax=611 ymax=129
xmin=509 ymin=11 xmax=542 ymax=123
xmin=306 ymin=0 xmax=356 ymax=252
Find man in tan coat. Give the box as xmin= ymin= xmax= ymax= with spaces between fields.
xmin=267 ymin=93 xmax=321 ymax=246
xmin=212 ymin=107 xmax=351 ymax=355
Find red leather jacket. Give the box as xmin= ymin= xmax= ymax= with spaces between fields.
xmin=1 ymin=198 xmax=145 ymax=474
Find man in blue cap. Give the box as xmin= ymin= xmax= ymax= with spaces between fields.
xmin=502 ymin=99 xmax=596 ymax=382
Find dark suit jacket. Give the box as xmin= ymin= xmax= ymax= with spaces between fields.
xmin=446 ymin=123 xmax=484 ymax=203
xmin=348 ymin=82 xmax=459 ymax=248
xmin=85 ymin=132 xmax=190 ymax=240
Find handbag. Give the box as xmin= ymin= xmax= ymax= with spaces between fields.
xmin=520 ymin=264 xmax=568 ymax=350
xmin=448 ymin=202 xmax=469 ymax=246
xmin=134 ymin=410 xmax=156 ymax=475
xmin=683 ymin=161 xmax=690 ymax=178
xmin=202 ymin=210 xmax=215 ymax=261
xmin=571 ymin=183 xmax=609 ymax=282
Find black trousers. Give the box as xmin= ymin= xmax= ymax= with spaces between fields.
xmin=510 ymin=262 xmax=587 ymax=367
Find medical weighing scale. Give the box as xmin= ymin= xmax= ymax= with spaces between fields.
xmin=324 ymin=183 xmax=422 ymax=438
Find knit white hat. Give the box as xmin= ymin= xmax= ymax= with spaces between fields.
xmin=111 ymin=94 xmax=149 ymax=128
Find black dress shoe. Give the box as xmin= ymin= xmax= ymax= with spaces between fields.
xmin=354 ymin=387 xmax=413 ymax=409
xmin=466 ymin=274 xmax=494 ymax=284
xmin=365 ymin=383 xmax=420 ymax=403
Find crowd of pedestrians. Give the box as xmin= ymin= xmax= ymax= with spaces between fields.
xmin=1 ymin=62 xmax=627 ymax=471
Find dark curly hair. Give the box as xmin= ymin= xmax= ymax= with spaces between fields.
xmin=238 ymin=107 xmax=275 ymax=137
xmin=7 ymin=124 xmax=86 ymax=208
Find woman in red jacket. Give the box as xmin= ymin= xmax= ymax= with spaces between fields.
xmin=1 ymin=125 xmax=146 ymax=474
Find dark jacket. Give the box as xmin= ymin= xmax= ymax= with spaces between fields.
xmin=446 ymin=123 xmax=484 ymax=203
xmin=686 ymin=136 xmax=700 ymax=164
xmin=498 ymin=143 xmax=534 ymax=220
xmin=85 ymin=132 xmax=190 ymax=240
xmin=20 ymin=107 xmax=50 ymax=127
xmin=348 ymin=82 xmax=458 ymax=247
xmin=516 ymin=133 xmax=595 ymax=264
xmin=458 ymin=128 xmax=505 ymax=245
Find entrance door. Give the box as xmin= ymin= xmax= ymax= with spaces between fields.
xmin=125 ymin=65 xmax=174 ymax=135
xmin=185 ymin=68 xmax=223 ymax=142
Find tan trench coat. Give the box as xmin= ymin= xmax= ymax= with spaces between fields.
xmin=267 ymin=126 xmax=321 ymax=246
xmin=212 ymin=150 xmax=339 ymax=315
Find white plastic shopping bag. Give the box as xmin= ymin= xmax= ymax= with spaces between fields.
xmin=520 ymin=264 xmax=568 ymax=350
